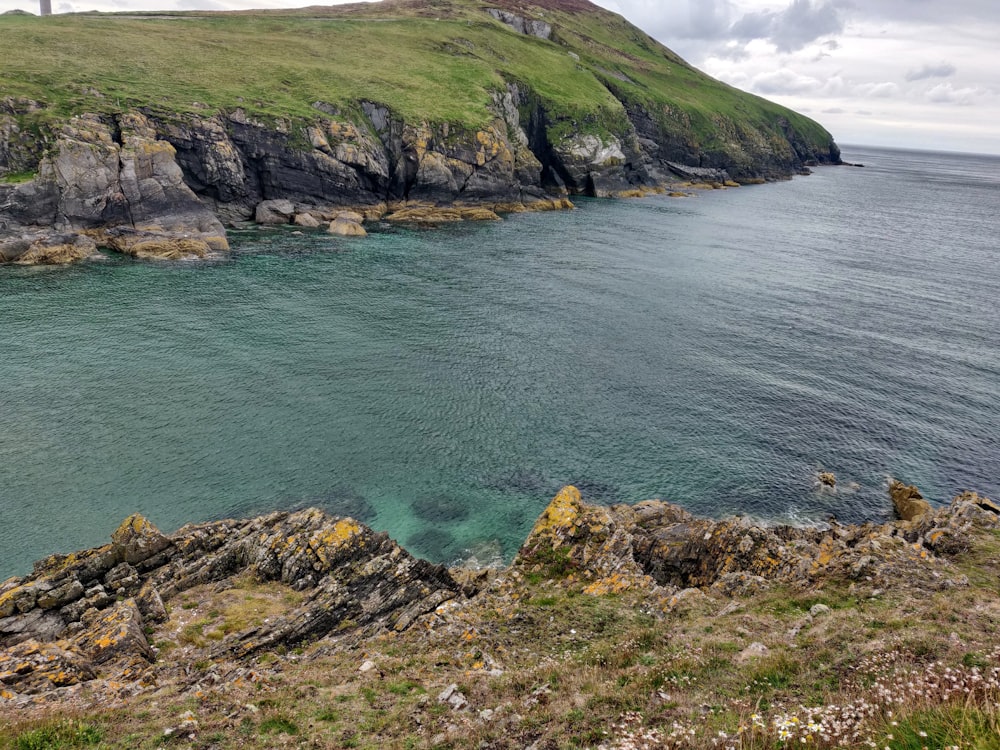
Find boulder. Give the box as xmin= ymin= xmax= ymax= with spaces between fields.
xmin=890 ymin=480 xmax=932 ymax=521
xmin=0 ymin=609 xmax=65 ymax=646
xmin=736 ymin=642 xmax=769 ymax=663
xmin=35 ymin=578 xmax=84 ymax=611
xmin=255 ymin=198 xmax=296 ymax=225
xmin=0 ymin=639 xmax=95 ymax=693
xmin=333 ymin=210 xmax=365 ymax=224
xmin=292 ymin=212 xmax=322 ymax=228
xmin=328 ymin=217 xmax=367 ymax=236
xmin=110 ymin=514 xmax=172 ymax=566
xmin=73 ymin=598 xmax=153 ymax=664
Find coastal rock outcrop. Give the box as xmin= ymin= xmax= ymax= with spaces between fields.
xmin=2 ymin=483 xmax=997 ymax=706
xmin=487 ymin=8 xmax=552 ymax=39
xmin=1 ymin=112 xmax=227 ymax=263
xmin=515 ymin=485 xmax=999 ymax=601
xmin=889 ymin=479 xmax=932 ymax=521
xmin=0 ymin=510 xmax=461 ymax=698
xmin=1 ymin=0 xmax=842 ymax=266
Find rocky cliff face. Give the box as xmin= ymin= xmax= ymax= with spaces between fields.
xmin=1 ymin=62 xmax=838 ymax=265
xmin=1 ymin=108 xmax=228 ymax=264
xmin=2 ymin=484 xmax=996 ymax=706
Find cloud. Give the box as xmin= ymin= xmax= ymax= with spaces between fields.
xmin=854 ymin=81 xmax=899 ymax=98
xmin=822 ymin=107 xmax=845 ymax=114
xmin=859 ymin=0 xmax=1000 ymax=24
xmin=684 ymin=0 xmax=736 ymax=40
xmin=905 ymin=62 xmax=957 ymax=82
xmin=925 ymin=82 xmax=986 ymax=105
xmin=730 ymin=0 xmax=846 ymax=52
xmin=750 ymin=68 xmax=822 ymax=95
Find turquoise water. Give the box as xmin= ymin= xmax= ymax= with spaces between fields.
xmin=2 ymin=146 xmax=998 ymax=577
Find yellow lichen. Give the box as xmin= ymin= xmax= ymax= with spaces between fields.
xmin=583 ymin=573 xmax=633 ymax=596
xmin=535 ymin=486 xmax=582 ymax=533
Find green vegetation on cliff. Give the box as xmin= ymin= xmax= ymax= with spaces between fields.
xmin=0 ymin=0 xmax=834 ymax=162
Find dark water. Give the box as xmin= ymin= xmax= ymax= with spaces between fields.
xmin=2 ymin=145 xmax=998 ymax=577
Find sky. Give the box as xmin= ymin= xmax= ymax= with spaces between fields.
xmin=2 ymin=0 xmax=998 ymax=155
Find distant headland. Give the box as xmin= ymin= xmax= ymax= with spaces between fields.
xmin=1 ymin=0 xmax=840 ymax=265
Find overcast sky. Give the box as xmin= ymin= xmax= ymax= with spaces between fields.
xmin=3 ymin=0 xmax=998 ymax=155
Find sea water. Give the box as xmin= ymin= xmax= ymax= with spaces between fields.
xmin=1 ymin=145 xmax=998 ymax=577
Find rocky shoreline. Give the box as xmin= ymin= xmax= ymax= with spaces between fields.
xmin=1 ymin=0 xmax=845 ymax=267
xmin=0 ymin=90 xmax=838 ymax=266
xmin=2 ymin=481 xmax=996 ymax=710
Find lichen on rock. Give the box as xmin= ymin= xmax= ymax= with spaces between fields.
xmin=4 ymin=479 xmax=994 ymax=708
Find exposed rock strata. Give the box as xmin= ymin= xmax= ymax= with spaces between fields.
xmin=514 ymin=485 xmax=998 ymax=601
xmin=2 ymin=483 xmax=996 ymax=705
xmin=2 ymin=66 xmax=839 ymax=265
xmin=0 ymin=510 xmax=460 ymax=699
xmin=1 ymin=111 xmax=227 ymax=264
xmin=487 ymin=8 xmax=553 ymax=39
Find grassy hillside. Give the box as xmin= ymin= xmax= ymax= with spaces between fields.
xmin=0 ymin=0 xmax=833 ymax=155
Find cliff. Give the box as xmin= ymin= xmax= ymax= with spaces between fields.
xmin=0 ymin=0 xmax=841 ymax=265
xmin=2 ymin=483 xmax=998 ymax=748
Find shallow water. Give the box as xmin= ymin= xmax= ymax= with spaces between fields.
xmin=2 ymin=145 xmax=998 ymax=576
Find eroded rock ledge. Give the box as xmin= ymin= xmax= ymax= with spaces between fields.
xmin=1 ymin=72 xmax=838 ymax=265
xmin=5 ymin=482 xmax=994 ymax=707
xmin=0 ymin=509 xmax=460 ymax=700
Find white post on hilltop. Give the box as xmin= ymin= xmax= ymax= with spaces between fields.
xmin=39 ymin=0 xmax=52 ymax=15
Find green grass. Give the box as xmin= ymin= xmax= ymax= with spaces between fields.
xmin=10 ymin=721 xmax=102 ymax=750
xmin=0 ymin=0 xmax=834 ymax=166
xmin=258 ymin=716 xmax=299 ymax=735
xmin=881 ymin=705 xmax=1000 ymax=750
xmin=0 ymin=171 xmax=36 ymax=184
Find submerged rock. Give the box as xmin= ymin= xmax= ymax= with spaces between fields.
xmin=407 ymin=528 xmax=458 ymax=561
xmin=309 ymin=484 xmax=376 ymax=524
xmin=411 ymin=493 xmax=471 ymax=523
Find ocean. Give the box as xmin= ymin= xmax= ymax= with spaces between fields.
xmin=1 ymin=145 xmax=998 ymax=577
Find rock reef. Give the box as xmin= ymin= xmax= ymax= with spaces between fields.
xmin=2 ymin=483 xmax=997 ymax=707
